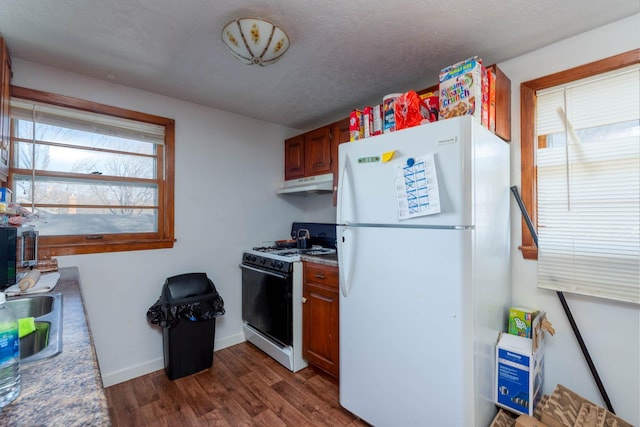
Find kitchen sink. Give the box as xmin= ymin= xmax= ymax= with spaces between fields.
xmin=6 ymin=293 xmax=63 ymax=364
xmin=5 ymin=295 xmax=54 ymax=318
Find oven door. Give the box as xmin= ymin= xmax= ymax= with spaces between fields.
xmin=240 ymin=264 xmax=293 ymax=347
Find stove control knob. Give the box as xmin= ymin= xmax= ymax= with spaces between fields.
xmin=277 ymin=261 xmax=284 ymax=269
xmin=260 ymin=258 xmax=266 ymax=264
xmin=270 ymin=260 xmax=277 ymax=268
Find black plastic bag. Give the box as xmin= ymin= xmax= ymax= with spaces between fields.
xmin=147 ymin=273 xmax=225 ymax=328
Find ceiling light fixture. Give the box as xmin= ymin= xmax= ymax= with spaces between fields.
xmin=221 ymin=18 xmax=290 ymax=66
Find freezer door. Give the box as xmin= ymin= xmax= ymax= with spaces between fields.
xmin=337 ymin=116 xmax=508 ymax=229
xmin=338 ymin=225 xmax=493 ymax=427
xmin=337 ymin=117 xmax=474 ymax=227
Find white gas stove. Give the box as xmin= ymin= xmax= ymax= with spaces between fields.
xmin=240 ymin=223 xmax=337 ymax=372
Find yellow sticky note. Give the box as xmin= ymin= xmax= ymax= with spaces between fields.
xmin=382 ymin=151 xmax=396 ymax=163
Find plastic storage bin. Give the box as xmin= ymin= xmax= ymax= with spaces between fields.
xmin=147 ymin=272 xmax=225 ymax=380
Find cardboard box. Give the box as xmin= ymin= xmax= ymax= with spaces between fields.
xmin=372 ymin=104 xmax=383 ymax=135
xmin=481 ymin=65 xmax=489 ymax=128
xmin=488 ymin=67 xmax=497 ymax=133
xmin=496 ymin=313 xmax=547 ymax=416
xmin=515 ymin=414 xmax=548 ymax=427
xmin=539 ymin=384 xmax=634 ymax=427
xmin=489 ymin=409 xmax=518 ymax=427
xmin=419 ymin=91 xmax=439 ymax=122
xmin=349 ymin=109 xmax=363 ymax=141
xmin=438 ymin=56 xmax=483 ymax=121
xmin=509 ymin=306 xmax=540 ymax=338
xmin=363 ymin=106 xmax=373 ymax=138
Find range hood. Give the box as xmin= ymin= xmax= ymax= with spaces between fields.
xmin=276 ymin=173 xmax=334 ymax=195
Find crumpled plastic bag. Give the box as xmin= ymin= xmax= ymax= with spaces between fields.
xmin=147 ymin=294 xmax=225 ymax=328
xmin=395 ymin=90 xmax=431 ymax=131
xmin=147 ymin=273 xmax=225 ymax=328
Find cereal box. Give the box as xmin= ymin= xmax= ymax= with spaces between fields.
xmin=419 ymin=91 xmax=439 ymax=123
xmin=372 ymin=104 xmax=383 ymax=136
xmin=363 ymin=106 xmax=373 ymax=138
xmin=488 ymin=67 xmax=497 ymax=133
xmin=509 ymin=306 xmax=540 ymax=338
xmin=481 ymin=65 xmax=489 ymax=128
xmin=439 ymin=56 xmax=483 ymax=121
xmin=349 ymin=109 xmax=363 ymax=141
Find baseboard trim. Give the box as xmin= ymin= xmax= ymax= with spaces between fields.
xmin=101 ymin=332 xmax=246 ymax=387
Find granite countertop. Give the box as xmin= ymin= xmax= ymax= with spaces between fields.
xmin=300 ymin=253 xmax=339 ymax=267
xmin=0 ymin=267 xmax=111 ymax=426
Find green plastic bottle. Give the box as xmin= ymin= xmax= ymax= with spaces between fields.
xmin=0 ymin=292 xmax=20 ymax=408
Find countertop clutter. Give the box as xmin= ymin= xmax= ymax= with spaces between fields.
xmin=0 ymin=267 xmax=111 ymax=426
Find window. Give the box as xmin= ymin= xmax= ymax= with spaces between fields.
xmin=9 ymin=86 xmax=175 ymax=256
xmin=519 ymin=50 xmax=639 ymax=304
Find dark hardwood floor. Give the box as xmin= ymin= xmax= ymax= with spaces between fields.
xmin=106 ymin=342 xmax=369 ymax=427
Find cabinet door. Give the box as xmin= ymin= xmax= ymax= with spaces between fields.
xmin=330 ymin=117 xmax=350 ymax=206
xmin=302 ymin=263 xmax=339 ymax=378
xmin=284 ymin=134 xmax=305 ymax=180
xmin=304 ymin=126 xmax=331 ymax=177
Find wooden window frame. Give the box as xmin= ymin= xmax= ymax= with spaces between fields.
xmin=518 ymin=49 xmax=639 ymax=260
xmin=9 ymin=86 xmax=175 ymax=256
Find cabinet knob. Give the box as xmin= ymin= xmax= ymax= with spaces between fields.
xmin=302 ymin=297 xmax=307 ymax=304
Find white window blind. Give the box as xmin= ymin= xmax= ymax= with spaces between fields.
xmin=10 ymin=99 xmax=165 ymax=145
xmin=536 ymin=64 xmax=640 ymax=304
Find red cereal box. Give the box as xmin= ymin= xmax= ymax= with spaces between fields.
xmin=438 ymin=56 xmax=483 ymax=122
xmin=363 ymin=106 xmax=374 ymax=138
xmin=419 ymin=91 xmax=439 ymax=123
xmin=481 ymin=65 xmax=489 ymax=128
xmin=349 ymin=109 xmax=363 ymax=141
xmin=488 ymin=67 xmax=497 ymax=133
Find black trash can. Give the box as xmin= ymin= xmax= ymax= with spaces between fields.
xmin=147 ymin=272 xmax=225 ymax=380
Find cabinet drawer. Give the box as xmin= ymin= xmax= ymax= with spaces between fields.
xmin=303 ymin=263 xmax=338 ymax=288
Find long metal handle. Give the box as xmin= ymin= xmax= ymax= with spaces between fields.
xmin=239 ymin=264 xmax=288 ymax=280
xmin=510 ymin=185 xmax=615 ymax=414
xmin=337 ymin=153 xmax=354 ymax=226
xmin=338 ymin=226 xmax=354 ymax=297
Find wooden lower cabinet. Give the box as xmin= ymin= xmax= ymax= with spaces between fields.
xmin=302 ymin=262 xmax=339 ymax=379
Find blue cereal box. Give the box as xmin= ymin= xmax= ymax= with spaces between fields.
xmin=496 ymin=313 xmax=547 ymax=416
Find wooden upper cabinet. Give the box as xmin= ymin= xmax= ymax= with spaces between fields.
xmin=0 ymin=37 xmax=11 ymax=182
xmin=492 ymin=65 xmax=511 ymax=142
xmin=284 ymin=125 xmax=332 ymax=181
xmin=284 ymin=134 xmax=305 ymax=180
xmin=304 ymin=126 xmax=331 ymax=176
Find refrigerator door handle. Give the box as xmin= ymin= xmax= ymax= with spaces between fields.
xmin=338 ymin=226 xmax=353 ymax=297
xmin=337 ymin=153 xmax=355 ymax=225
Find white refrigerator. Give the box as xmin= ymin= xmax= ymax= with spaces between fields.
xmin=337 ymin=116 xmax=511 ymax=427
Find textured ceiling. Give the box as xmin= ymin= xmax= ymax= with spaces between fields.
xmin=0 ymin=1 xmax=638 ymax=130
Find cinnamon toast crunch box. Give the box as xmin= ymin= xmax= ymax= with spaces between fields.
xmin=438 ymin=56 xmax=483 ymax=121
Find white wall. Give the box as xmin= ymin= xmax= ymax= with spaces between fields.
xmin=10 ymin=14 xmax=639 ymax=424
xmin=499 ymin=14 xmax=639 ymax=425
xmin=11 ymin=59 xmax=337 ymax=387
